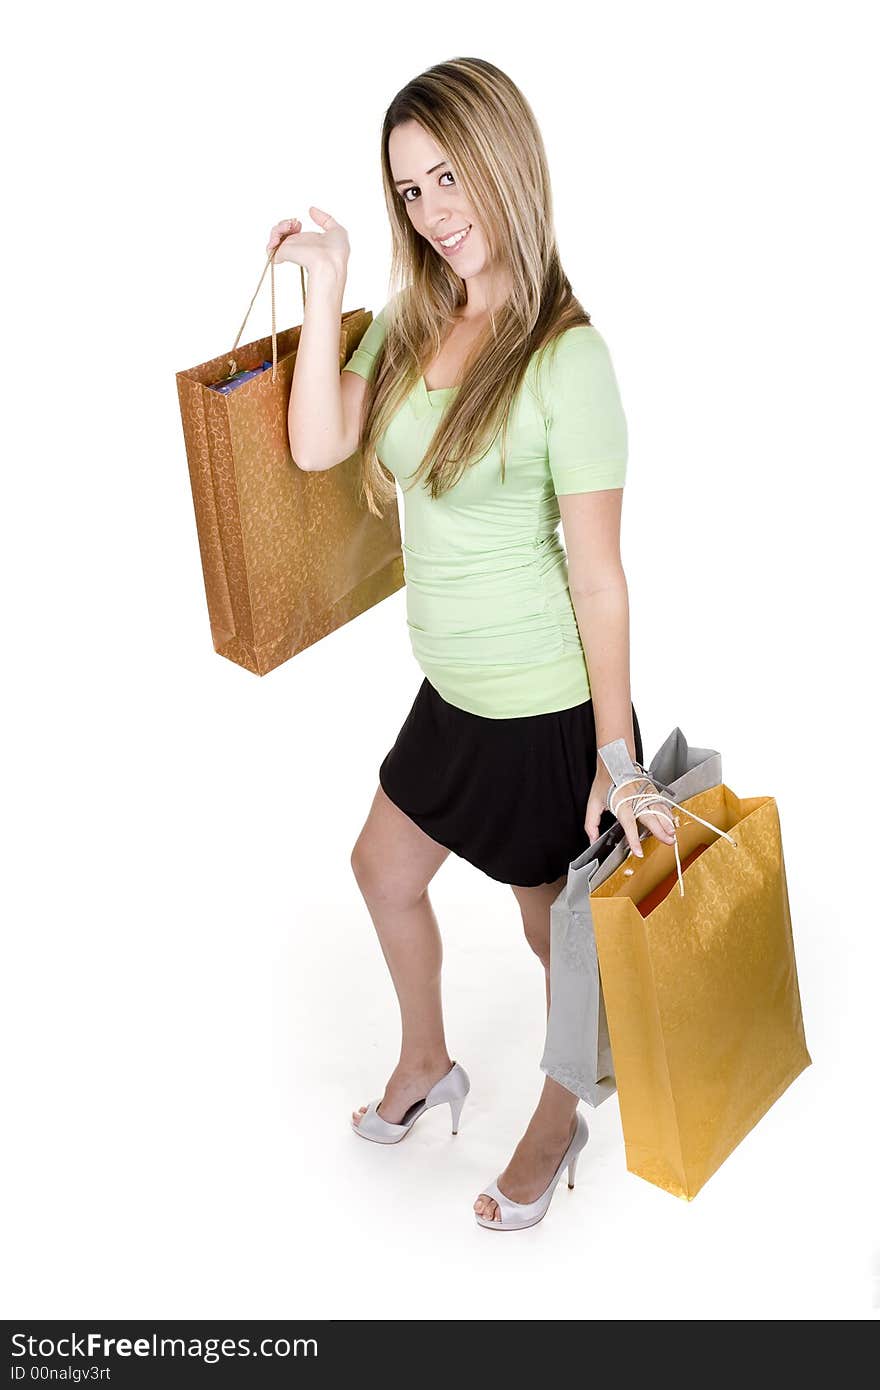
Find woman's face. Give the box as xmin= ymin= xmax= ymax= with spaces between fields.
xmin=388 ymin=119 xmax=489 ymax=276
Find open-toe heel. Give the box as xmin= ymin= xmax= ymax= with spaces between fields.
xmin=475 ymin=1112 xmax=590 ymax=1231
xmin=352 ymin=1062 xmax=471 ymax=1145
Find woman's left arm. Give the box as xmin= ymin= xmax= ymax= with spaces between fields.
xmin=558 ymin=488 xmax=675 ymax=853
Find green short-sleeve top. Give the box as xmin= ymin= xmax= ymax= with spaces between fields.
xmin=342 ymin=302 xmax=628 ymax=718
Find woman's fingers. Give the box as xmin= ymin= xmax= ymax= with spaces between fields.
xmin=625 ymin=826 xmax=644 ymax=858
xmin=584 ymin=779 xmax=610 ymax=845
xmin=618 ymin=779 xmax=678 ymax=847
xmin=637 ymin=809 xmax=676 ymax=844
xmin=615 ymin=806 xmax=645 ymax=858
xmin=584 ymin=773 xmax=678 ymax=856
xmin=266 ymin=218 xmax=302 ymax=254
xmin=618 ymin=798 xmax=678 ymax=856
xmin=634 ymin=788 xmax=677 ymax=844
xmin=308 ymin=205 xmax=337 ymax=228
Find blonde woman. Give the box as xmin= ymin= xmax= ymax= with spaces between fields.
xmin=268 ymin=56 xmax=674 ymax=1232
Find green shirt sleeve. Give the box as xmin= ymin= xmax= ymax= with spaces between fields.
xmin=341 ymin=304 xmax=389 ymax=383
xmin=542 ymin=325 xmax=628 ymax=495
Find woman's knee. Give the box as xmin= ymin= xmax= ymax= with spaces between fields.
xmin=350 ymin=834 xmax=382 ymax=897
xmin=521 ymin=912 xmax=551 ymax=967
xmin=350 ymin=832 xmax=429 ymax=912
xmin=511 ymin=879 xmax=563 ymax=968
xmin=350 ymin=784 xmax=450 ymax=910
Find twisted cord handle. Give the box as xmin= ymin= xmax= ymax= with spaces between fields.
xmin=608 ymin=772 xmax=738 ymax=898
xmin=226 ymin=253 xmax=308 ymax=383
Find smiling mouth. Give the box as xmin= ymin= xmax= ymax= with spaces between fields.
xmin=436 ymin=224 xmax=472 ymax=253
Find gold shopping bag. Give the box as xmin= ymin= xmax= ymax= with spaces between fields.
xmin=175 ymin=256 xmax=404 ymax=675
xmin=591 ymin=782 xmax=811 ymax=1200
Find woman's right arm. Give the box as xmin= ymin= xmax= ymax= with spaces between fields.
xmin=288 ymin=264 xmax=359 ymax=471
xmin=266 ymin=208 xmax=363 ymax=472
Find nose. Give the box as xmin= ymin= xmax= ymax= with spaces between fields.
xmin=422 ymin=198 xmax=457 ymax=237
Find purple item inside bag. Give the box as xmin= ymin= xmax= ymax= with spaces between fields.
xmin=208 ymin=360 xmax=273 ymax=394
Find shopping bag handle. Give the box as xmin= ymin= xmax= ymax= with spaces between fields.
xmin=598 ymin=737 xmax=738 ymax=898
xmin=226 ymin=253 xmax=308 ymax=383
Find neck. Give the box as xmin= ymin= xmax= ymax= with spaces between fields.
xmin=459 ymin=266 xmax=512 ymax=319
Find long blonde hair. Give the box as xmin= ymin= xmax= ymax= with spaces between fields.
xmin=359 ymin=56 xmax=592 ymax=518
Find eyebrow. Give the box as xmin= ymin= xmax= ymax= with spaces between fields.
xmin=394 ymin=160 xmax=448 ymax=188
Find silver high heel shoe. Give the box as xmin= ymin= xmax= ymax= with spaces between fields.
xmin=352 ymin=1061 xmax=471 ymax=1145
xmin=475 ymin=1111 xmax=590 ymax=1230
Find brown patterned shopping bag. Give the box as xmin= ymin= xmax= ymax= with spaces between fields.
xmin=175 ymin=256 xmax=404 ymax=675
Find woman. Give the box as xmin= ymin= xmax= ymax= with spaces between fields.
xmin=268 ymin=56 xmax=675 ymax=1231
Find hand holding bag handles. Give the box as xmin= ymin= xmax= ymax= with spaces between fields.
xmin=598 ymin=736 xmax=738 ymax=897
xmin=175 ymin=254 xmax=404 ymax=674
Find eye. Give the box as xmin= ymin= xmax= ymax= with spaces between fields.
xmin=402 ymin=169 xmax=456 ymax=203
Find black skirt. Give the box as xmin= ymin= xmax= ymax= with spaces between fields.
xmin=379 ymin=677 xmax=644 ymax=888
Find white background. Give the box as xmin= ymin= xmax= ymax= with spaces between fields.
xmin=3 ymin=0 xmax=877 ymax=1322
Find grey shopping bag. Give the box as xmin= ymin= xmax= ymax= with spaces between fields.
xmin=540 ymin=727 xmax=722 ymax=1104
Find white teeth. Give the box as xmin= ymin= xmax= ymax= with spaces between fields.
xmin=439 ymin=226 xmax=470 ymax=247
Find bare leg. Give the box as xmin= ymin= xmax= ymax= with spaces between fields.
xmin=474 ymin=875 xmax=579 ymax=1222
xmin=350 ymin=783 xmax=455 ymax=1126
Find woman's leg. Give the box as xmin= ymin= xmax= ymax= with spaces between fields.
xmin=350 ymin=783 xmax=454 ymax=1127
xmin=473 ymin=874 xmax=579 ymax=1222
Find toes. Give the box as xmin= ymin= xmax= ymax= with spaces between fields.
xmin=352 ymin=1105 xmax=368 ymax=1126
xmin=475 ymin=1194 xmax=500 ymax=1222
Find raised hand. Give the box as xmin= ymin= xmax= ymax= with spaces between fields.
xmin=265 ymin=206 xmax=350 ymax=281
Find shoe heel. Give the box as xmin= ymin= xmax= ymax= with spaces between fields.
xmin=567 ymin=1152 xmax=580 ymax=1189
xmin=449 ymin=1094 xmax=467 ymax=1135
